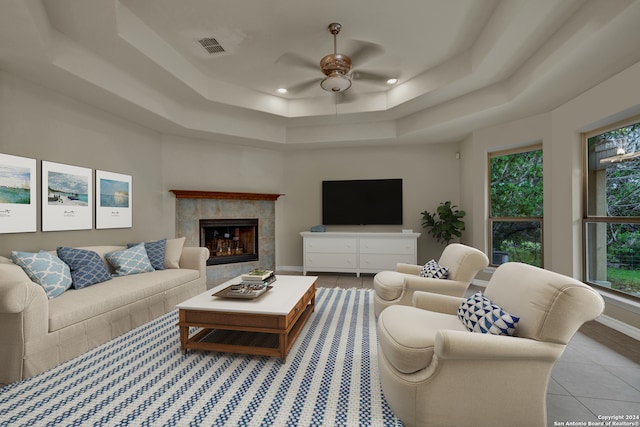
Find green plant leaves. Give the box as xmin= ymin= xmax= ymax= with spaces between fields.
xmin=421 ymin=201 xmax=466 ymax=244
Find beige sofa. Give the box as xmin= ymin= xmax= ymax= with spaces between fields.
xmin=0 ymin=244 xmax=209 ymax=385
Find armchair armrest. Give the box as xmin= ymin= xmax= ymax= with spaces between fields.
xmin=435 ymin=330 xmax=564 ymax=361
xmin=412 ymin=291 xmax=464 ymax=314
xmin=396 ymin=263 xmax=422 ymax=275
xmin=404 ymin=274 xmax=469 ymax=297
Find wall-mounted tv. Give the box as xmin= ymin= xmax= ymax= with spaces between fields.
xmin=322 ymin=179 xmax=403 ymax=225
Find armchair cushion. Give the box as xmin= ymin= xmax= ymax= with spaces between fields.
xmin=457 ymin=291 xmax=519 ymax=336
xmin=378 ymin=304 xmax=466 ymax=374
xmin=419 ymin=259 xmax=449 ymax=279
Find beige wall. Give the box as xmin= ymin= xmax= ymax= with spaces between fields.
xmin=279 ymin=143 xmax=462 ymax=269
xmin=0 ymin=71 xmax=165 ymax=254
xmin=1 ymin=59 xmax=639 ymax=330
xmin=461 ymin=61 xmax=640 ymax=329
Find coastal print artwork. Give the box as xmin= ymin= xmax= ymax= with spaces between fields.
xmin=0 ymin=153 xmax=36 ymax=233
xmin=42 ymin=161 xmax=92 ymax=231
xmin=96 ymin=170 xmax=132 ymax=229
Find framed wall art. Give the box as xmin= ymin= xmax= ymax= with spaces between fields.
xmin=0 ymin=153 xmax=37 ymax=233
xmin=42 ymin=161 xmax=92 ymax=231
xmin=96 ymin=170 xmax=132 ymax=229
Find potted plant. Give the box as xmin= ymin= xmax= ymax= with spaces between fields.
xmin=421 ymin=201 xmax=466 ymax=244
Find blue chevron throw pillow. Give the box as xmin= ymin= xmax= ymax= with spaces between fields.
xmin=457 ymin=291 xmax=519 ymax=336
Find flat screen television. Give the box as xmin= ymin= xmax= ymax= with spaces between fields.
xmin=322 ymin=179 xmax=403 ymax=225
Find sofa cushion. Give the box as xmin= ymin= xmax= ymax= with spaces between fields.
xmin=457 ymin=291 xmax=519 ymax=336
xmin=127 ymin=239 xmax=166 ymax=270
xmin=57 ymin=247 xmax=112 ymax=289
xmin=48 ymin=268 xmax=200 ymax=332
xmin=377 ymin=304 xmax=466 ymax=374
xmin=164 ymin=237 xmax=185 ymax=269
xmin=420 ymin=259 xmax=449 ymax=279
xmin=105 ymin=243 xmax=155 ymax=276
xmin=11 ymin=251 xmax=72 ymax=298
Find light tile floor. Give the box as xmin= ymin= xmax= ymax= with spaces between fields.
xmin=280 ymin=271 xmax=640 ymax=426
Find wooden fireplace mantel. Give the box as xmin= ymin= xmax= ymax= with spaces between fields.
xmin=169 ymin=190 xmax=283 ymax=201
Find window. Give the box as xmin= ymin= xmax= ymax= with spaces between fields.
xmin=584 ymin=117 xmax=640 ymax=299
xmin=489 ymin=146 xmax=543 ymax=267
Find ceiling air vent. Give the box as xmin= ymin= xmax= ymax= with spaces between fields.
xmin=197 ymin=37 xmax=225 ymax=55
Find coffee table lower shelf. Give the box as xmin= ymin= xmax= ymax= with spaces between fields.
xmin=177 ymin=294 xmax=314 ymax=362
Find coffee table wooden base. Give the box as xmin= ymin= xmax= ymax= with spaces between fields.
xmin=178 ymin=282 xmax=315 ymax=362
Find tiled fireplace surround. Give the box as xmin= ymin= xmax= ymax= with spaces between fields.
xmin=172 ymin=191 xmax=279 ymax=286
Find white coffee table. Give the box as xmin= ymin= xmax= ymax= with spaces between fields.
xmin=176 ymin=275 xmax=317 ymax=361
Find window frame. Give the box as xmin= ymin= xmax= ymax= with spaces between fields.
xmin=582 ymin=114 xmax=640 ymax=300
xmin=488 ymin=144 xmax=544 ymax=267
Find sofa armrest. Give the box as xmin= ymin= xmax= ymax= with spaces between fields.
xmin=0 ymin=263 xmax=48 ymax=314
xmin=0 ymin=279 xmax=46 ymax=313
xmin=396 ymin=263 xmax=422 ymax=275
xmin=404 ymin=275 xmax=469 ymax=297
xmin=179 ymin=247 xmax=210 ymax=274
xmin=435 ymin=329 xmax=564 ymax=361
xmin=412 ymin=291 xmax=464 ymax=314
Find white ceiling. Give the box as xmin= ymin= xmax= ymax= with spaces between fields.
xmin=1 ymin=0 xmax=640 ymax=148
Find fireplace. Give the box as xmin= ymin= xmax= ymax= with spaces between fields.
xmin=172 ymin=190 xmax=282 ymax=285
xmin=200 ymin=219 xmax=259 ymax=266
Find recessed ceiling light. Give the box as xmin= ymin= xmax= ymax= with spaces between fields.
xmin=277 ymin=88 xmax=288 ymax=94
xmin=386 ymin=78 xmax=398 ymax=85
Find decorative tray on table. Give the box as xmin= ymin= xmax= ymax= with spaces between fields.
xmin=213 ymin=282 xmax=272 ymax=299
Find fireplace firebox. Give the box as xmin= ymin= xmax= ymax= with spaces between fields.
xmin=200 ymin=219 xmax=259 ymax=266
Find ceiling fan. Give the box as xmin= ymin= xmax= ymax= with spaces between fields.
xmin=277 ymin=23 xmax=394 ymax=97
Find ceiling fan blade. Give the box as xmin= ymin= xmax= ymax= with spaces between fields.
xmin=275 ymin=52 xmax=318 ymax=71
xmin=348 ymin=40 xmax=384 ymax=66
xmin=287 ymin=78 xmax=319 ymax=94
xmin=352 ymin=70 xmax=391 ymax=85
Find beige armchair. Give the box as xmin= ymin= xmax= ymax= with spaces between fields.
xmin=373 ymin=243 xmax=489 ymax=317
xmin=377 ymin=262 xmax=605 ymax=427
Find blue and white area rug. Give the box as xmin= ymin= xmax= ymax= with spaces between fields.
xmin=0 ymin=288 xmax=402 ymax=426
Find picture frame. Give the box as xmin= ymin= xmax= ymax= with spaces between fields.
xmin=0 ymin=153 xmax=37 ymax=233
xmin=96 ymin=170 xmax=132 ymax=229
xmin=42 ymin=161 xmax=92 ymax=231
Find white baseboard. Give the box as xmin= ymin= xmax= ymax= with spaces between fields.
xmin=596 ymin=314 xmax=640 ymax=341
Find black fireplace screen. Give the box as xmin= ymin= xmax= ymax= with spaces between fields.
xmin=199 ymin=219 xmax=259 ymax=266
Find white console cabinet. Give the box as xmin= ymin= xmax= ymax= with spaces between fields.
xmin=300 ymin=231 xmax=420 ymax=277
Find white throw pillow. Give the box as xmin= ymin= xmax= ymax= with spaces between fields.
xmin=419 ymin=259 xmax=449 ymax=279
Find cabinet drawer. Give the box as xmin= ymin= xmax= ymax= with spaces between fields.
xmin=305 ymin=238 xmax=357 ymax=253
xmin=359 ymin=238 xmax=415 ymax=254
xmin=305 ymin=253 xmax=357 ymax=268
xmin=359 ymin=254 xmax=416 ymax=271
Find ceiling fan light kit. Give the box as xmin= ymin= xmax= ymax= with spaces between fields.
xmin=320 ymin=75 xmax=352 ymax=92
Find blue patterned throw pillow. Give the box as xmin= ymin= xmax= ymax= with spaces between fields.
xmin=57 ymin=247 xmax=112 ymax=289
xmin=420 ymin=259 xmax=449 ymax=279
xmin=457 ymin=291 xmax=519 ymax=336
xmin=105 ymin=243 xmax=155 ymax=277
xmin=11 ymin=251 xmax=72 ymax=298
xmin=127 ymin=239 xmax=166 ymax=270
